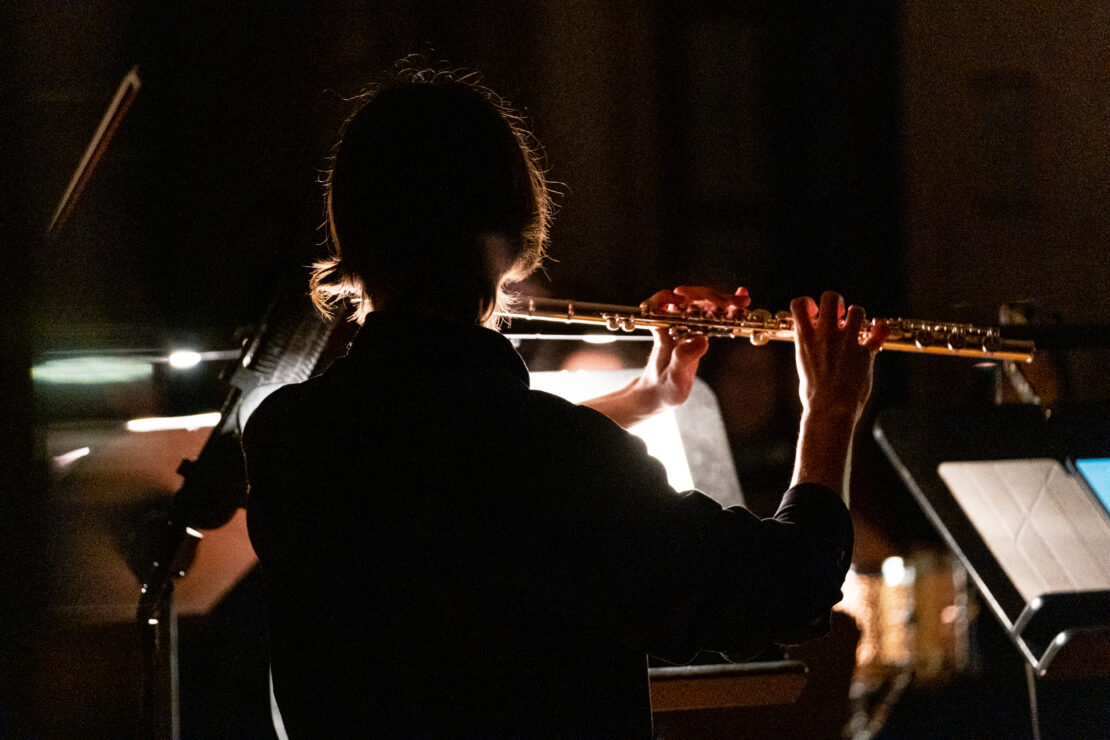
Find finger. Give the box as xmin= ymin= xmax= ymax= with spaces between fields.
xmin=645 ymin=327 xmax=676 ymax=374
xmin=656 ymin=285 xmax=751 ymax=316
xmin=863 ymin=318 xmax=890 ymax=352
xmin=790 ymin=296 xmax=818 ymax=343
xmin=677 ymin=286 xmax=743 ymax=312
xmin=673 ymin=285 xmax=725 ymax=313
xmin=650 ymin=326 xmax=677 ymax=353
xmin=726 ymin=286 xmax=751 ymax=316
xmin=844 ymin=304 xmax=867 ymax=340
xmin=673 ymin=334 xmax=710 ymax=364
xmin=643 ymin=289 xmax=683 ymax=313
xmin=818 ymin=291 xmax=842 ymax=330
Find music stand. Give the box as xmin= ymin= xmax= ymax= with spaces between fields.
xmin=873 ymin=404 xmax=1110 ymax=737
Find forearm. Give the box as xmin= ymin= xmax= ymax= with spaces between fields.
xmin=790 ymin=409 xmax=858 ymax=504
xmin=580 ymin=379 xmax=662 ymax=429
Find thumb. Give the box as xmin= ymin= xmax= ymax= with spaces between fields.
xmin=673 ymin=334 xmax=709 ymax=363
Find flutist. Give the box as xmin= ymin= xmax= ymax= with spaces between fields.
xmin=242 ymin=60 xmax=888 ymax=739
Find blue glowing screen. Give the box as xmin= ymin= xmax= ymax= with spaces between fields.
xmin=1075 ymin=458 xmax=1110 ymax=516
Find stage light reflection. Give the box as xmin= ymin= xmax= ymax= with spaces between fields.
xmin=168 ymin=350 xmax=203 ymax=369
xmin=882 ymin=556 xmax=908 ymax=586
xmin=33 ymin=356 xmax=153 ymax=385
xmin=126 ymin=412 xmax=220 ymax=432
xmin=53 ymin=446 xmax=91 ymax=468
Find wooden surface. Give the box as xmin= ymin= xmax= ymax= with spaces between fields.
xmin=649 ymin=660 xmax=808 ymax=712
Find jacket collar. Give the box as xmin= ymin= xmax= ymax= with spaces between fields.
xmin=343 ymin=312 xmax=530 ymax=387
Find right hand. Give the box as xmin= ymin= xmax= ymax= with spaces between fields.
xmin=790 ymin=291 xmax=888 ymax=424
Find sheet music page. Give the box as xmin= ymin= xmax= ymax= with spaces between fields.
xmin=938 ymin=459 xmax=1110 ymax=603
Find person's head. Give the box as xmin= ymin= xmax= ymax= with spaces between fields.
xmin=311 ymin=62 xmax=552 ymax=326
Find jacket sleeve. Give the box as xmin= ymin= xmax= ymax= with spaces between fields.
xmin=550 ymin=404 xmax=853 ymax=664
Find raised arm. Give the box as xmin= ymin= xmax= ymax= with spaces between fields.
xmin=789 ymin=291 xmax=888 ymax=503
xmin=581 ymin=286 xmax=750 ymax=428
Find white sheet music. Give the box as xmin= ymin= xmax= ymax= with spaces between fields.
xmin=938 ymin=459 xmax=1110 ymax=603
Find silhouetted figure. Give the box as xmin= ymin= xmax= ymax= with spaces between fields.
xmin=244 ymin=60 xmax=885 ymax=738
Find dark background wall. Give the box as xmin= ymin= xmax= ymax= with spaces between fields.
xmin=2 ymin=1 xmax=1107 ymax=737
xmin=10 ymin=0 xmax=907 ymax=499
xmin=10 ymin=0 xmax=902 ymax=345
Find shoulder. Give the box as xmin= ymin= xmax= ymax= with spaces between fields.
xmin=241 ymin=380 xmax=318 ymax=458
xmin=518 ymin=387 xmax=675 ymax=494
xmin=525 ymin=388 xmax=645 ymax=449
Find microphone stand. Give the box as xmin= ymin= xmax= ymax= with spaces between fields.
xmin=136 ymin=280 xmax=344 ymax=739
xmin=53 ymin=65 xmax=251 ymax=739
xmin=40 ymin=65 xmax=187 ymax=738
xmin=136 ymin=406 xmax=250 ymax=740
xmin=45 ymin=64 xmax=341 ymax=739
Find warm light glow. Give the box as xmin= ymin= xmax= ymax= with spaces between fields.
xmin=628 ymin=410 xmax=695 ymax=491
xmin=126 ymin=412 xmax=221 ymax=432
xmin=168 ymin=350 xmax=203 ymax=369
xmin=837 ymin=569 xmax=882 ymax=667
xmin=529 ymin=370 xmax=695 ymax=491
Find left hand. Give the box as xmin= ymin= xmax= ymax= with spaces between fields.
xmin=636 ymin=285 xmax=751 ymax=408
xmin=582 ymin=286 xmax=749 ymax=427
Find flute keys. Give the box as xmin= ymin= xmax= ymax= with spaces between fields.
xmin=603 ymin=314 xmax=637 ymax=332
xmin=495 ymin=297 xmax=1034 ymax=362
xmin=745 ymin=309 xmax=778 ymax=346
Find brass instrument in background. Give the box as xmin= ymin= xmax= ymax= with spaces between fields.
xmin=497 ymin=297 xmax=1036 ymax=362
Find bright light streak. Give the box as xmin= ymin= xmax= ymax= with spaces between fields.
xmin=126 ymin=412 xmax=221 ymax=432
xmin=582 ymin=335 xmax=618 ymax=344
xmin=168 ymin=350 xmax=203 ymax=369
xmin=53 ymin=447 xmax=91 ymax=468
xmin=32 ymin=357 xmax=153 ymax=385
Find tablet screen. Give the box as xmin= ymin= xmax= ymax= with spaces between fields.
xmin=1075 ymin=457 xmax=1110 ymax=517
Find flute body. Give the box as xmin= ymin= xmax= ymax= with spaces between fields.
xmin=497 ymin=297 xmax=1036 ymax=363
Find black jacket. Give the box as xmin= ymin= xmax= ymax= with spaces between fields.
xmin=243 ymin=313 xmax=853 ymax=738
